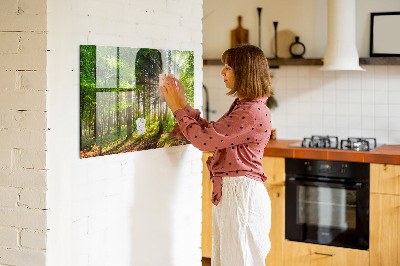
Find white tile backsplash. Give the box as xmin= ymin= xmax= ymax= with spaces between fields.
xmin=269 ymin=65 xmax=400 ymax=144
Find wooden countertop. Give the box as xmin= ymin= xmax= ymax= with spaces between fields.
xmin=263 ymin=139 xmax=400 ymax=165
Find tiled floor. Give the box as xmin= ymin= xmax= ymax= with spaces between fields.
xmin=202 ymin=257 xmax=211 ymax=266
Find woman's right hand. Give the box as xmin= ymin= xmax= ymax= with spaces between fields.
xmin=171 ymin=77 xmax=187 ymax=108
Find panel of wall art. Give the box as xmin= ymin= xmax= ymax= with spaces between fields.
xmin=79 ymin=45 xmax=194 ymax=158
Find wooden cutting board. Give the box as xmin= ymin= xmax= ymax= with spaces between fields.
xmin=231 ymin=16 xmax=249 ymax=48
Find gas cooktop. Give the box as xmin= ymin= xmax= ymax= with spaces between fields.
xmin=289 ymin=135 xmax=382 ymax=151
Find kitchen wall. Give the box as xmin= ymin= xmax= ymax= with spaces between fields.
xmin=1 ymin=0 xmax=203 ymax=265
xmin=203 ymin=0 xmax=400 ymax=144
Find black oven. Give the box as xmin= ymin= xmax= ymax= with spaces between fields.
xmin=285 ymin=158 xmax=369 ymax=250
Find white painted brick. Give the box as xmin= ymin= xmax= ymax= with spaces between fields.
xmin=20 ymin=149 xmax=46 ymax=170
xmin=0 ymin=33 xmax=47 ymax=71
xmin=0 ymin=227 xmax=19 ymax=247
xmin=19 ymin=0 xmax=47 ymax=15
xmin=0 ymin=91 xmax=46 ymax=111
xmin=0 ymin=169 xmax=47 ymax=189
xmin=0 ymin=12 xmax=46 ymax=32
xmin=16 ymin=70 xmax=47 ymax=91
xmin=19 ymin=189 xmax=46 ymax=209
xmin=0 ymin=247 xmax=45 ymax=266
xmin=1 ymin=110 xmax=47 ymax=130
xmin=0 ymin=71 xmax=17 ymax=93
xmin=20 ymin=229 xmax=46 ymax=250
xmin=0 ymin=32 xmax=20 ymax=55
xmin=0 ymin=208 xmax=46 ymax=230
xmin=0 ymin=0 xmax=18 ymax=13
xmin=0 ymin=187 xmax=19 ymax=208
xmin=0 ymin=129 xmax=46 ymax=150
xmin=0 ymin=149 xmax=11 ymax=169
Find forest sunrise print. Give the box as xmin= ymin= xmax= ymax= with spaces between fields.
xmin=80 ymin=45 xmax=194 ymax=158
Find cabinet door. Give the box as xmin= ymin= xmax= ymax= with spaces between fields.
xmin=264 ymin=185 xmax=284 ymax=266
xmin=261 ymin=156 xmax=285 ymax=185
xmin=370 ymin=193 xmax=400 ymax=266
xmin=370 ymin=163 xmax=400 ymax=195
xmin=202 ymin=152 xmax=213 ymax=258
xmin=284 ymin=241 xmax=369 ymax=266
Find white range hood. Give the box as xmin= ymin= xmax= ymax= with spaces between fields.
xmin=320 ymin=0 xmax=365 ymax=71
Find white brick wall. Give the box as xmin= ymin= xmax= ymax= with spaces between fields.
xmin=0 ymin=0 xmax=48 ymax=265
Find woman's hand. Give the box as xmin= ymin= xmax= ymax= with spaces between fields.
xmin=173 ymin=77 xmax=188 ymax=108
xmin=161 ymin=76 xmax=186 ymax=113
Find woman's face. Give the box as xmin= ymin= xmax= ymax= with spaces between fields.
xmin=220 ymin=64 xmax=235 ymax=89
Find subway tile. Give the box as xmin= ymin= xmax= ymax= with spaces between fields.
xmin=388 ymin=75 xmax=400 ymax=91
xmin=388 ymin=117 xmax=400 ymax=131
xmin=375 ymin=104 xmax=389 ymax=117
xmin=349 ymin=128 xmax=362 ymax=137
xmin=388 ymin=65 xmax=400 ymax=76
xmin=388 ymin=131 xmax=400 ymax=144
xmin=374 ymin=117 xmax=389 ymax=131
xmin=336 ymin=115 xmax=349 ymax=129
xmin=374 ymin=130 xmax=389 ymax=144
xmin=389 ymin=104 xmax=400 ymax=117
xmin=284 ymin=66 xmax=298 ymax=77
xmin=362 ymin=116 xmax=375 ymax=130
xmin=374 ymin=90 xmax=388 ymax=104
xmin=348 ymin=90 xmax=362 ymax=103
xmin=374 ymin=65 xmax=388 ymax=77
xmin=336 ymin=103 xmax=349 ymax=116
xmin=286 ymin=77 xmax=299 ymax=89
xmin=361 ymin=104 xmax=375 ymax=117
xmin=361 ymin=90 xmax=375 ymax=104
xmin=388 ymin=91 xmax=400 ymax=104
xmin=348 ymin=103 xmax=362 ymax=116
xmin=374 ymin=77 xmax=388 ymax=91
xmin=323 ymin=103 xmax=336 ymax=115
xmin=348 ymin=116 xmax=362 ymax=129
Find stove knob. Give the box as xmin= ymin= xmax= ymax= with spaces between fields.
xmin=340 ymin=164 xmax=347 ymax=174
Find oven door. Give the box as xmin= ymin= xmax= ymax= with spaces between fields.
xmin=285 ymin=177 xmax=369 ymax=250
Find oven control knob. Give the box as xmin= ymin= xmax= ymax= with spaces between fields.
xmin=304 ymin=162 xmax=312 ymax=171
xmin=340 ymin=164 xmax=347 ymax=174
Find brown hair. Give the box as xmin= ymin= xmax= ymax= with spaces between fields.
xmin=221 ymin=44 xmax=273 ymax=99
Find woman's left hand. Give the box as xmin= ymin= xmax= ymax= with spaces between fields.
xmin=161 ymin=76 xmax=185 ymax=113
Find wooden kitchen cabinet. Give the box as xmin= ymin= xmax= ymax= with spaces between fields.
xmin=284 ymin=241 xmax=369 ymax=266
xmin=201 ymin=152 xmax=214 ymax=258
xmin=370 ymin=163 xmax=400 ymax=195
xmin=370 ymin=163 xmax=400 ymax=266
xmin=261 ymin=156 xmax=285 ymax=266
xmin=201 ymin=154 xmax=286 ymax=266
xmin=264 ymin=184 xmax=285 ymax=266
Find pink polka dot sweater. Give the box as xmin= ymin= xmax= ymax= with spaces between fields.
xmin=171 ymin=97 xmax=272 ymax=206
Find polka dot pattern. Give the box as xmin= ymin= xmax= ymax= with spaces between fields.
xmin=171 ymin=97 xmax=272 ymax=206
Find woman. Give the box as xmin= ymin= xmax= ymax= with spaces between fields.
xmin=161 ymin=44 xmax=273 ymax=266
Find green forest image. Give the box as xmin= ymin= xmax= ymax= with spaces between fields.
xmin=80 ymin=45 xmax=194 ymax=158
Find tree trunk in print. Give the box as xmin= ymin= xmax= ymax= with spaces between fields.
xmin=135 ymin=48 xmax=163 ymax=129
xmin=126 ymin=90 xmax=133 ymax=140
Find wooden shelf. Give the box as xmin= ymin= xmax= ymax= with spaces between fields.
xmin=359 ymin=57 xmax=400 ymax=65
xmin=203 ymin=57 xmax=400 ymax=67
xmin=203 ymin=58 xmax=323 ymax=67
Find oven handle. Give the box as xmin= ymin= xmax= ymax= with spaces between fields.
xmin=286 ymin=177 xmax=364 ymax=189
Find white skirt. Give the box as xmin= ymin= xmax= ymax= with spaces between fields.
xmin=212 ymin=176 xmax=271 ymax=266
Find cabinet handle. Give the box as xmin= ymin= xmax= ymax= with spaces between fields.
xmin=314 ymin=252 xmax=335 ymax=257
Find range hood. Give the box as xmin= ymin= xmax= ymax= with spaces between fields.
xmin=320 ymin=0 xmax=365 ymax=71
